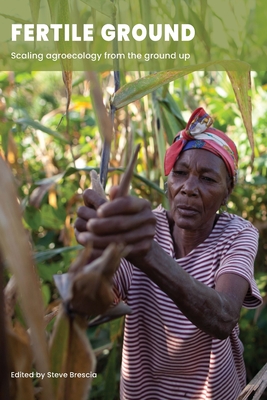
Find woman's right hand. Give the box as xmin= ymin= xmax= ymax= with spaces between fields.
xmin=74 ymin=188 xmax=107 ymax=246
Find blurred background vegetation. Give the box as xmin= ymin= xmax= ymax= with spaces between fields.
xmin=0 ymin=69 xmax=267 ymax=399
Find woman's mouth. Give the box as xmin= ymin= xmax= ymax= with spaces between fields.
xmin=177 ymin=205 xmax=199 ymax=216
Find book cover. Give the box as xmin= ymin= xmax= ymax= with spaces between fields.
xmin=0 ymin=1 xmax=267 ymax=399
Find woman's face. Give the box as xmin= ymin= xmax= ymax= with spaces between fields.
xmin=167 ymin=149 xmax=232 ymax=232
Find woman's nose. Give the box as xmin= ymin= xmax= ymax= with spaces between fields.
xmin=181 ymin=175 xmax=199 ymax=196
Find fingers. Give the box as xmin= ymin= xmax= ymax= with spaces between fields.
xmin=79 ymin=225 xmax=155 ymax=250
xmin=75 ymin=230 xmax=92 ymax=246
xmin=109 ymin=185 xmax=120 ymax=200
xmin=96 ymin=196 xmax=151 ymax=218
xmin=75 ymin=187 xmax=156 ymax=261
xmin=87 ymin=210 xmax=156 ymax=235
xmin=77 ymin=206 xmax=97 ymax=220
xmin=83 ymin=189 xmax=107 ymax=209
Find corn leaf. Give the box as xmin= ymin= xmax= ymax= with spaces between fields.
xmin=61 ymin=166 xmax=164 ymax=194
xmin=47 ymin=0 xmax=72 ymax=71
xmin=85 ymin=71 xmax=113 ymax=144
xmin=62 ymin=71 xmax=73 ymax=118
xmin=7 ymin=328 xmax=35 ymax=400
xmin=152 ymin=92 xmax=166 ymax=179
xmin=0 ymin=157 xmax=53 ymax=400
xmin=184 ymin=0 xmax=211 ymax=51
xmin=157 ymin=89 xmax=186 ymax=144
xmin=226 ymin=70 xmax=254 ymax=159
xmin=112 ymin=70 xmax=192 ymax=110
xmin=63 ymin=317 xmax=96 ymax=400
xmin=49 ymin=307 xmax=96 ymax=400
xmin=112 ymin=60 xmax=253 ymax=152
xmin=112 ymin=61 xmax=249 ymax=110
xmin=103 ymin=343 xmax=117 ymax=400
xmin=158 ymin=90 xmax=186 ymax=128
xmin=160 ymin=102 xmax=182 ymax=144
xmin=49 ymin=306 xmax=70 ymax=399
xmin=16 ymin=117 xmax=68 ymax=142
xmin=80 ymin=0 xmax=116 ymax=17
xmin=34 ymin=245 xmax=82 ymax=264
xmin=29 ymin=0 xmax=41 ymax=24
xmin=0 ymin=13 xmax=30 ymax=24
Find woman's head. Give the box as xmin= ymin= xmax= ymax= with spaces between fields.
xmin=164 ymin=108 xmax=237 ymax=232
xmin=164 ymin=107 xmax=238 ymax=188
xmin=167 ymin=149 xmax=233 ymax=232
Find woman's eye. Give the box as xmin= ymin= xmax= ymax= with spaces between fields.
xmin=202 ymin=176 xmax=215 ymax=182
xmin=173 ymin=170 xmax=186 ymax=176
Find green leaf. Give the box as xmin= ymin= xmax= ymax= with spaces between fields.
xmin=40 ymin=204 xmax=66 ymax=230
xmin=0 ymin=122 xmax=13 ymax=157
xmin=29 ymin=0 xmax=41 ymax=24
xmin=35 ymin=173 xmax=65 ymax=186
xmin=103 ymin=343 xmax=117 ymax=400
xmin=0 ymin=157 xmax=54 ymax=399
xmin=184 ymin=0 xmax=211 ymax=51
xmin=0 ymin=13 xmax=30 ymax=24
xmin=152 ymin=92 xmax=166 ymax=179
xmin=112 ymin=61 xmax=253 ymax=154
xmin=49 ymin=307 xmax=70 ymax=396
xmin=226 ymin=70 xmax=254 ymax=158
xmin=158 ymin=90 xmax=186 ymax=127
xmin=41 ymin=284 xmax=51 ymax=306
xmin=157 ymin=89 xmax=186 ymax=144
xmin=160 ymin=103 xmax=181 ymax=144
xmin=112 ymin=61 xmax=251 ymax=110
xmin=24 ymin=206 xmax=42 ymax=231
xmin=34 ymin=245 xmax=82 ymax=264
xmin=15 ymin=117 xmax=68 ymax=142
xmin=62 ymin=166 xmax=165 ymax=195
xmin=80 ymin=0 xmax=116 ymax=17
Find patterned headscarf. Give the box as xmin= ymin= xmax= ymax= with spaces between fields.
xmin=164 ymin=107 xmax=238 ymax=184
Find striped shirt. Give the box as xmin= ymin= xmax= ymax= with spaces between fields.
xmin=113 ymin=207 xmax=262 ymax=400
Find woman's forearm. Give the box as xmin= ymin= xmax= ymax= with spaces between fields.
xmin=128 ymin=240 xmax=246 ymax=340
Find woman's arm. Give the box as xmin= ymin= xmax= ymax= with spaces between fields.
xmin=75 ymin=189 xmax=249 ymax=340
xmin=134 ymin=240 xmax=249 ymax=340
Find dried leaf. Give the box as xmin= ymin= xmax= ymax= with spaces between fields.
xmin=0 ymin=157 xmax=53 ymax=400
xmin=88 ymin=301 xmax=132 ymax=327
xmin=62 ymin=71 xmax=73 ymax=117
xmin=90 ymin=170 xmax=107 ymax=200
xmin=7 ymin=327 xmax=35 ymax=400
xmin=85 ymin=71 xmax=113 ymax=144
xmin=49 ymin=306 xmax=96 ymax=400
xmin=70 ymin=243 xmax=127 ymax=316
xmin=54 ymin=244 xmax=127 ymax=316
xmin=63 ymin=316 xmax=96 ymax=400
xmin=49 ymin=306 xmax=70 ymax=399
xmin=237 ymin=362 xmax=267 ymax=400
xmin=44 ymin=308 xmax=59 ymax=327
xmin=115 ymin=143 xmax=141 ymax=197
xmin=4 ymin=275 xmax=17 ymax=321
xmin=29 ymin=182 xmax=55 ymax=209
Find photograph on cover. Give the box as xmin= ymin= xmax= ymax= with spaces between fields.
xmin=0 ymin=1 xmax=267 ymax=400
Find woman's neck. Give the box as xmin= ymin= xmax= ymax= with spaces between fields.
xmin=168 ymin=213 xmax=219 ymax=259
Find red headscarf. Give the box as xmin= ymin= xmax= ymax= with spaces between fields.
xmin=164 ymin=107 xmax=238 ymax=183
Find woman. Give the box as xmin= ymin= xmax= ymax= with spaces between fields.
xmin=75 ymin=108 xmax=262 ymax=400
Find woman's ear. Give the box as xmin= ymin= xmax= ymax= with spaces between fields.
xmin=222 ymin=177 xmax=233 ymax=207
